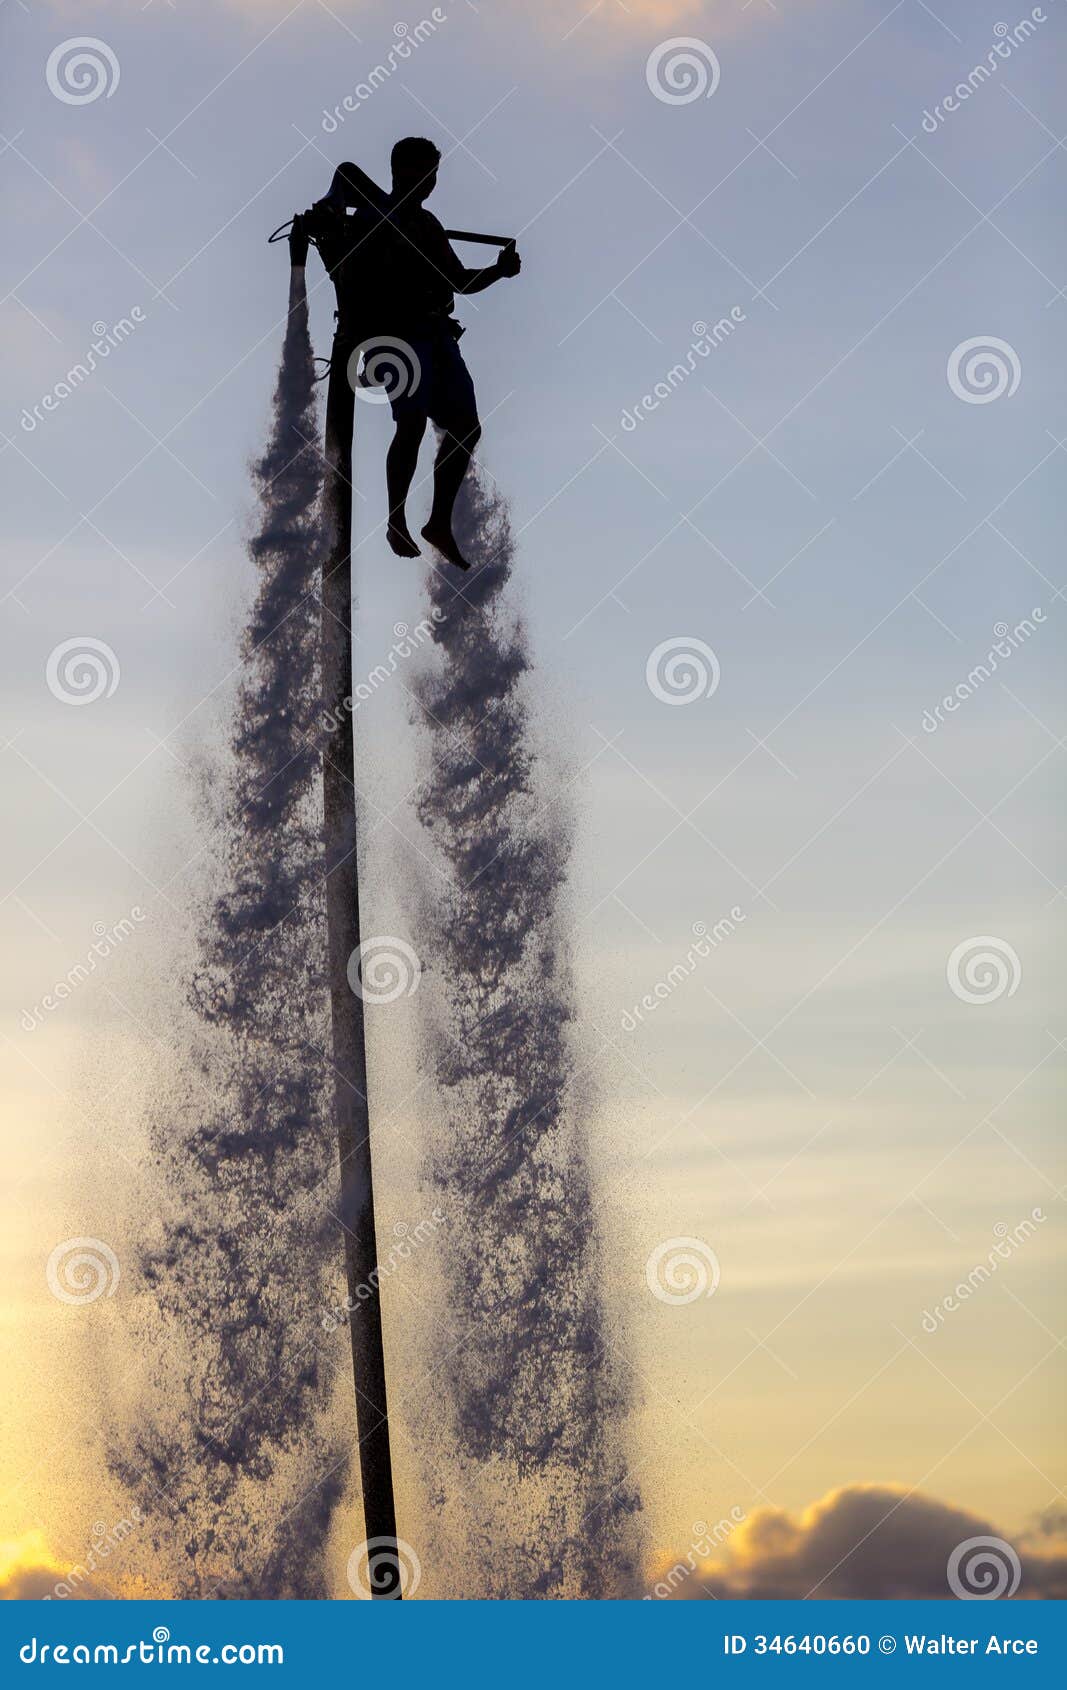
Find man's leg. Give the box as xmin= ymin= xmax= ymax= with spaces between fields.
xmin=421 ymin=343 xmax=480 ymax=572
xmin=385 ymin=411 xmax=427 ymax=558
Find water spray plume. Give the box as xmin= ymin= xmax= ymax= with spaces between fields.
xmin=410 ymin=479 xmax=642 ymax=1597
xmin=108 ymin=263 xmax=347 ymax=1597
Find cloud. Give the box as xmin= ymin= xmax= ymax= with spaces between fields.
xmin=41 ymin=0 xmax=727 ymax=29
xmin=651 ymin=1485 xmax=1067 ymax=1600
xmin=0 ymin=1532 xmax=110 ymax=1601
xmin=513 ymin=0 xmax=712 ymax=25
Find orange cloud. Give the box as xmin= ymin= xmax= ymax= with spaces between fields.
xmin=0 ymin=1531 xmax=112 ymax=1601
xmin=650 ymin=1485 xmax=1067 ymax=1601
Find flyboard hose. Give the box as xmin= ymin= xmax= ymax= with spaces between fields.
xmin=285 ymin=217 xmax=402 ymax=1600
xmin=274 ymin=209 xmax=514 ymax=1600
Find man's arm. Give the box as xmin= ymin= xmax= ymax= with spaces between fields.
xmin=318 ymin=162 xmax=389 ymax=214
xmin=454 ymin=253 xmax=521 ymax=294
xmin=435 ymin=229 xmax=522 ymax=295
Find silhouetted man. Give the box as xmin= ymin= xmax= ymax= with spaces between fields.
xmin=315 ymin=138 xmax=520 ymax=571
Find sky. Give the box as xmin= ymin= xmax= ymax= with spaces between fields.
xmin=1 ymin=0 xmax=1064 ymax=1598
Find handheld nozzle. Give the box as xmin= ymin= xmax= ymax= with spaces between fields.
xmin=270 ymin=212 xmax=519 ymax=271
xmin=444 ymin=230 xmax=516 ymax=249
xmin=288 ymin=213 xmax=309 ymax=268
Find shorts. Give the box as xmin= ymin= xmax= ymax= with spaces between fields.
xmin=359 ymin=330 xmax=478 ymax=435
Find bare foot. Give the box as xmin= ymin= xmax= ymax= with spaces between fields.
xmin=421 ymin=521 xmax=471 ymax=572
xmin=387 ymin=520 xmax=421 ymax=559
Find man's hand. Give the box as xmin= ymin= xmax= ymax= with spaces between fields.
xmin=496 ymin=243 xmax=521 ymax=278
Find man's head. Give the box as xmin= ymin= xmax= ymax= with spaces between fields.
xmin=390 ymin=136 xmax=441 ymax=204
